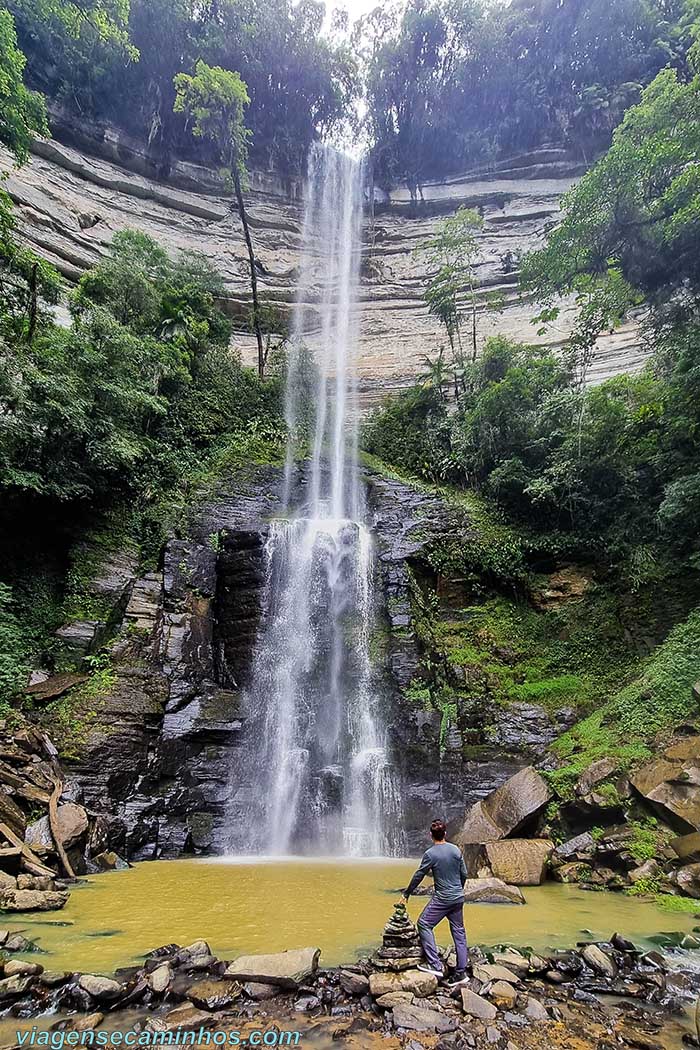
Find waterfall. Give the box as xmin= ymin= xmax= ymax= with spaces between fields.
xmin=233 ymin=144 xmax=403 ymax=857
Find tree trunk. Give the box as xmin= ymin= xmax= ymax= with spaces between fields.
xmin=233 ymin=168 xmax=265 ymax=378
xmin=27 ymin=261 xmax=38 ymax=345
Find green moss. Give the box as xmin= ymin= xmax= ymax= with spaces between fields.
xmin=40 ymin=664 xmax=116 ymax=761
xmin=653 ymin=894 xmax=700 ymax=914
xmin=548 ymin=610 xmax=700 ymax=792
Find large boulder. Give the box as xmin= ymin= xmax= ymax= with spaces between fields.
xmin=224 ymin=948 xmax=320 ymax=990
xmin=484 ymin=839 xmax=553 ymax=886
xmin=630 ymin=736 xmax=700 ymax=833
xmin=462 ymin=877 xmax=525 ymax=904
xmin=454 ymin=767 xmax=552 ymax=845
xmin=0 ymin=889 xmax=69 ymax=912
xmin=26 ymin=803 xmax=88 ymax=850
xmin=78 ymin=975 xmax=124 ymax=1002
xmin=671 ymin=831 xmax=700 ymax=862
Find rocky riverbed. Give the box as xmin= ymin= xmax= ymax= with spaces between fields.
xmin=0 ymin=912 xmax=698 ymax=1050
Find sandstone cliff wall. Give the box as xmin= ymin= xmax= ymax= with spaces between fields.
xmin=2 ymin=123 xmax=646 ymax=409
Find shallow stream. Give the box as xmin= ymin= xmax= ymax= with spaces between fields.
xmin=8 ymin=858 xmax=699 ymax=973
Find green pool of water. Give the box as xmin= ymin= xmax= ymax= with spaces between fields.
xmin=7 ymin=857 xmax=699 ymax=974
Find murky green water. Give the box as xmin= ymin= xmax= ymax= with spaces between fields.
xmin=6 ymin=858 xmax=699 ymax=974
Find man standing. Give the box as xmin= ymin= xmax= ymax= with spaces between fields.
xmin=402 ymin=818 xmax=469 ymax=984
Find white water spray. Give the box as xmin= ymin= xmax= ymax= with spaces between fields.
xmin=236 ymin=144 xmax=402 ymax=857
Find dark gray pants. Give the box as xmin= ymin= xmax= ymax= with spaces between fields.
xmin=417 ymin=897 xmax=468 ymax=972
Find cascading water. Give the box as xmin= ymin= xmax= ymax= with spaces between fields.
xmin=234 ymin=144 xmax=403 ymax=857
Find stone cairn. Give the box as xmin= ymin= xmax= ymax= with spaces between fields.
xmin=370 ymin=901 xmax=423 ymax=971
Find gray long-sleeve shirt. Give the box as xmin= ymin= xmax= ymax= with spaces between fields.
xmin=404 ymin=842 xmax=468 ymax=904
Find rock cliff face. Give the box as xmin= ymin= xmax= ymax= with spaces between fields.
xmin=54 ymin=466 xmax=571 ymax=857
xmin=2 ymin=119 xmax=646 ymax=409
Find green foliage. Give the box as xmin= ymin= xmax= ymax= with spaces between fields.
xmin=0 ymin=582 xmax=27 ymax=711
xmin=10 ymin=0 xmax=353 ymax=176
xmin=522 ymin=67 xmax=700 ymax=310
xmin=361 ymin=0 xmax=687 ymax=189
xmin=173 ymin=60 xmax=250 ymax=181
xmin=549 ymin=609 xmax=700 ymax=788
xmin=418 ymin=208 xmax=484 ymax=375
xmin=364 ymin=329 xmax=700 ymax=572
xmin=0 ymin=8 xmax=47 ymax=163
xmin=41 ymin=663 xmax=116 ymax=760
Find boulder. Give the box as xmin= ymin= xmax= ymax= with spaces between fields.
xmin=551 ymin=833 xmax=595 ymax=865
xmin=186 ymin=979 xmax=241 ymax=1011
xmin=574 ymin=758 xmax=618 ymax=797
xmin=492 ymin=952 xmax=529 ymax=975
xmin=61 ymin=1013 xmax=104 ymax=1033
xmin=225 ymin=948 xmax=320 ymax=990
xmin=0 ymin=975 xmax=33 ymax=999
xmin=672 ymin=862 xmax=700 ymax=899
xmin=243 ymin=982 xmax=277 ymax=1000
xmin=376 ymin=991 xmax=415 ymax=1008
xmin=523 ymin=997 xmax=549 ymax=1021
xmin=484 ymin=840 xmax=553 ymax=886
xmin=489 ymin=980 xmax=518 ymax=1008
xmin=630 ymin=736 xmax=700 ymax=832
xmin=671 ymin=831 xmax=700 ymax=862
xmin=455 ymin=767 xmax=552 ymax=846
xmin=146 ymin=1004 xmax=217 ymax=1033
xmin=92 ymin=851 xmax=129 ymax=872
xmin=581 ymin=945 xmax=616 ymax=978
xmin=369 ymin=969 xmax=438 ymax=998
xmin=146 ymin=963 xmax=172 ymax=994
xmin=182 ymin=940 xmax=211 ymax=958
xmin=339 ymin=971 xmax=369 ymax=996
xmin=78 ymin=975 xmax=124 ymax=1002
xmin=392 ymin=1002 xmax=456 ymax=1033
xmin=0 ymin=872 xmax=17 ymax=889
xmin=26 ymin=803 xmax=88 ymax=851
xmin=0 ymin=889 xmax=69 ymax=911
xmin=474 ymin=964 xmax=521 ymax=986
xmin=628 ymin=860 xmax=662 ymax=885
xmin=3 ymin=960 xmax=42 ymax=977
xmin=461 ymin=987 xmax=498 ymax=1021
xmin=462 ymin=878 xmax=525 ymax=905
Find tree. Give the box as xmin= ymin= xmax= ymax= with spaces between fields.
xmin=417 ymin=207 xmax=484 ymax=397
xmin=0 ymin=9 xmax=48 ymax=163
xmin=173 ymin=60 xmax=266 ymax=377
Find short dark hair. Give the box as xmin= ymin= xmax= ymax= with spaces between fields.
xmin=430 ymin=819 xmax=447 ymax=841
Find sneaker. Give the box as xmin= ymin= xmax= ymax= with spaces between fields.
xmin=417 ymin=964 xmax=444 ymax=977
xmin=447 ymin=970 xmax=469 ymax=987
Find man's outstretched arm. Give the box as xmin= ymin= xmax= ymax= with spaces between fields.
xmin=403 ymin=851 xmax=433 ymax=899
xmin=459 ymin=853 xmax=468 ymax=887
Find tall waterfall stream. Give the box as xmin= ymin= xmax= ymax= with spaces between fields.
xmin=234 ymin=146 xmax=402 ymax=857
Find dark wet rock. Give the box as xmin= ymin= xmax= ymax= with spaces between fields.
xmin=146 ymin=1003 xmax=219 ymax=1032
xmin=186 ymin=978 xmax=242 ymax=1010
xmin=340 ymin=971 xmax=370 ymax=996
xmin=582 ymin=945 xmax=616 ymax=978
